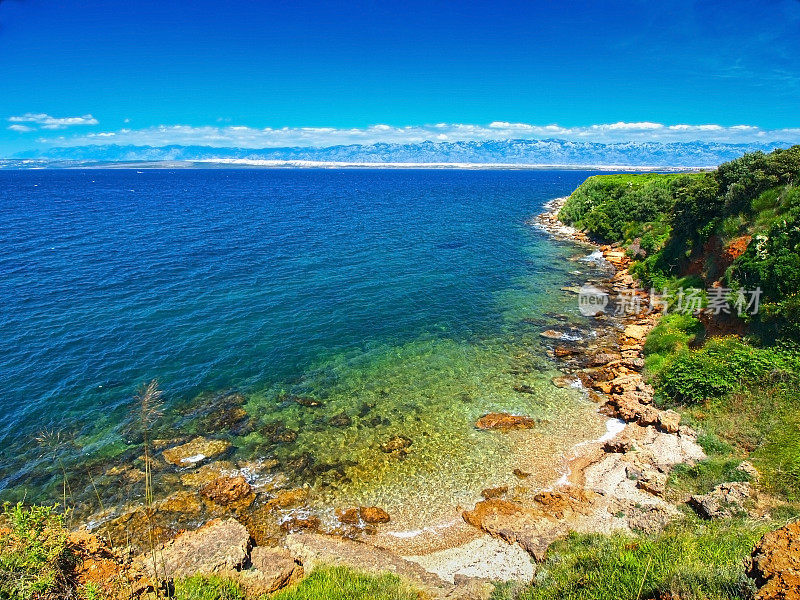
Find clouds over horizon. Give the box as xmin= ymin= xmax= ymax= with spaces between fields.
xmin=8 ymin=113 xmax=98 ymax=131
xmin=15 ymin=120 xmax=800 ymax=149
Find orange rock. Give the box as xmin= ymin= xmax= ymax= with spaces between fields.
xmin=201 ymin=475 xmax=255 ymax=508
xmin=748 ymin=521 xmax=800 ymax=600
xmin=359 ymin=506 xmax=390 ymax=524
xmin=476 ymin=413 xmax=536 ymax=431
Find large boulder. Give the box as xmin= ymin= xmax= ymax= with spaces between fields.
xmin=134 ymin=518 xmax=250 ymax=579
xmin=237 ymin=546 xmax=303 ymax=595
xmin=748 ymin=520 xmax=800 ymax=600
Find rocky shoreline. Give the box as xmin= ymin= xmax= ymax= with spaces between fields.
xmin=63 ymin=196 xmax=756 ymax=599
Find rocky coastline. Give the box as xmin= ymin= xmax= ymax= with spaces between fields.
xmin=55 ymin=195 xmax=773 ymax=600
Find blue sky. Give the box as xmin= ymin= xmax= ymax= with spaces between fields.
xmin=1 ymin=0 xmax=799 ymax=155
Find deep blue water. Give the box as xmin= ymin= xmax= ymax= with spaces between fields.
xmin=0 ymin=168 xmax=598 ymax=500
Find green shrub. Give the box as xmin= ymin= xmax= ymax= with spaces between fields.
xmin=0 ymin=503 xmax=74 ymax=600
xmin=644 ymin=313 xmax=703 ymax=375
xmin=656 ymin=337 xmax=800 ymax=404
xmin=270 ymin=566 xmax=420 ymax=600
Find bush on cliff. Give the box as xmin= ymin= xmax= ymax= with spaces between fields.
xmin=656 ymin=337 xmax=800 ymax=405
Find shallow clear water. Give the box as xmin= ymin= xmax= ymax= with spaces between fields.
xmin=0 ymin=168 xmax=608 ymax=529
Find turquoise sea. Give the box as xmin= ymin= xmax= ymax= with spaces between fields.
xmin=0 ymin=168 xmax=611 ymax=537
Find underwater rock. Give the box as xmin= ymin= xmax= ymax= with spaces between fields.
xmin=481 ymin=486 xmax=508 ymax=499
xmin=265 ymin=488 xmax=308 ymax=511
xmin=513 ymin=468 xmax=531 ymax=479
xmin=280 ymin=515 xmax=321 ymax=532
xmin=380 ymin=435 xmax=413 ymax=453
xmin=512 ymin=384 xmax=536 ymax=394
xmin=359 ymin=506 xmax=390 ymax=524
xmin=335 ymin=508 xmax=360 ymax=525
xmin=201 ymin=475 xmax=255 ymax=508
xmin=162 ymin=437 xmax=232 ymax=467
xmin=291 ymin=396 xmax=324 ymax=408
xmin=475 ymin=413 xmax=536 ymax=431
xmin=180 ymin=461 xmax=237 ymax=487
xmin=328 ymin=412 xmax=352 ymax=427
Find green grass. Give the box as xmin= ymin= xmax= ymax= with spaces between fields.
xmin=492 ymin=520 xmax=768 ymax=600
xmin=172 ymin=575 xmax=246 ymax=600
xmin=270 ymin=566 xmax=420 ymax=600
xmin=0 ymin=503 xmax=75 ymax=600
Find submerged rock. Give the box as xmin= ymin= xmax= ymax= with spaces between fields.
xmin=328 ymin=412 xmax=352 ymax=427
xmin=748 ymin=520 xmax=800 ymax=600
xmin=379 ymin=435 xmax=413 ymax=454
xmin=475 ymin=413 xmax=536 ymax=431
xmin=162 ymin=437 xmax=231 ymax=467
xmin=201 ymin=475 xmax=255 ymax=508
xmin=359 ymin=506 xmax=390 ymax=524
xmin=280 ymin=515 xmax=321 ymax=533
xmin=265 ymin=488 xmax=308 ymax=511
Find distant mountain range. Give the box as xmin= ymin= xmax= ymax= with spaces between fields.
xmin=9 ymin=139 xmax=795 ymax=168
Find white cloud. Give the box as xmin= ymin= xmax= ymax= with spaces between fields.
xmin=8 ymin=124 xmax=33 ymax=132
xmin=34 ymin=121 xmax=800 ymax=148
xmin=8 ymin=113 xmax=98 ymax=130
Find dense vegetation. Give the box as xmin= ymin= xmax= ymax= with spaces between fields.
xmin=532 ymin=146 xmax=800 ymax=600
xmin=561 ymin=145 xmax=800 ymax=336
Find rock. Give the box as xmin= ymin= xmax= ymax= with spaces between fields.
xmin=689 ymin=482 xmax=752 ymax=519
xmin=328 ymin=412 xmax=352 ymax=427
xmin=335 ymin=508 xmax=361 ymax=525
xmin=134 ymin=518 xmax=250 ymax=579
xmin=201 ymin=475 xmax=255 ymax=508
xmin=656 ymin=410 xmax=681 ymax=434
xmin=380 ymin=435 xmax=413 ymax=453
xmin=553 ymin=345 xmax=578 ymax=358
xmin=265 ymin=488 xmax=308 ymax=511
xmin=480 ymin=486 xmax=508 ymax=499
xmin=292 ymin=396 xmax=323 ymax=408
xmin=540 ymin=329 xmax=564 ymax=339
xmin=281 ymin=515 xmax=321 ymax=532
xmin=162 ymin=437 xmax=232 ymax=467
xmin=180 ymin=461 xmax=236 ymax=487
xmin=737 ymin=461 xmax=761 ymax=481
xmin=359 ymin=506 xmax=390 ymax=524
xmin=588 ymin=352 xmax=622 ymax=367
xmin=237 ymin=546 xmax=303 ymax=595
xmin=636 ymin=469 xmax=668 ymax=497
xmin=623 ymin=324 xmax=648 ymax=340
xmin=747 ymin=521 xmax=800 ymax=600
xmin=463 ymin=499 xmax=565 ymax=561
xmin=475 ymin=413 xmax=536 ymax=431
xmin=512 ymin=469 xmax=531 ymax=479
xmin=603 ymin=437 xmax=632 ymax=453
